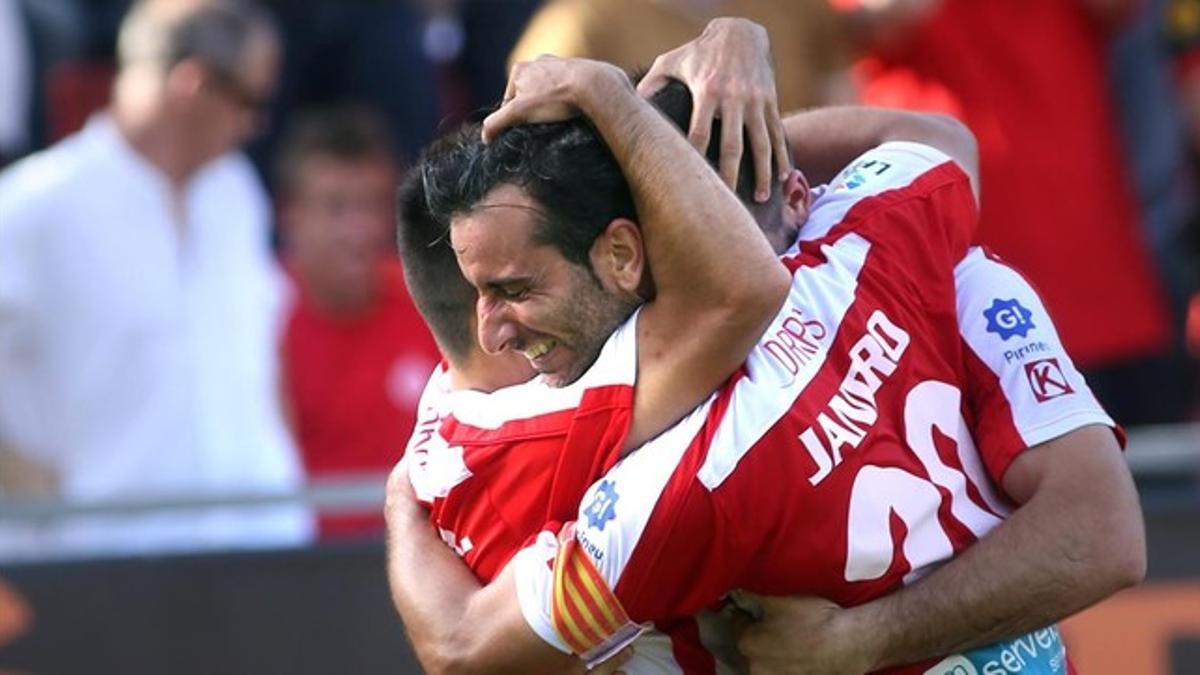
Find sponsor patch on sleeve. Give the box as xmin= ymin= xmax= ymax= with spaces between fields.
xmin=984 ymin=298 xmax=1036 ymax=341
xmin=1023 ymin=358 xmax=1075 ymax=403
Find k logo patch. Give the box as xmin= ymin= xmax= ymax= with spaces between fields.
xmin=1025 ymin=358 xmax=1075 ymax=402
xmin=984 ymin=298 xmax=1035 ymax=340
xmin=583 ymin=480 xmax=619 ymax=531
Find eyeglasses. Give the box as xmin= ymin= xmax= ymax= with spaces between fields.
xmin=206 ymin=65 xmax=270 ymax=114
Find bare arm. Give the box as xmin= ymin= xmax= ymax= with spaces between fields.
xmin=384 ymin=464 xmax=574 ymax=675
xmin=783 ymin=105 xmax=979 ymax=201
xmin=484 ymin=58 xmax=789 ymax=449
xmin=739 ymin=425 xmax=1145 ymax=673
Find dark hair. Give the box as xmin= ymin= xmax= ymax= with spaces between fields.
xmin=274 ymin=104 xmax=396 ymax=196
xmin=395 ymin=167 xmax=477 ymax=365
xmin=645 ymin=77 xmax=782 ymax=227
xmin=420 ymin=118 xmax=637 ymax=269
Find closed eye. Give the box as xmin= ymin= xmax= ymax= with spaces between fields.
xmin=488 ymin=280 xmax=531 ymax=301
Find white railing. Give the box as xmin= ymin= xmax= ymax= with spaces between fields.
xmin=0 ymin=424 xmax=1196 ymax=522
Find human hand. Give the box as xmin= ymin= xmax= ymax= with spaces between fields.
xmin=482 ymin=56 xmax=631 ymax=143
xmin=737 ymin=594 xmax=877 ymax=675
xmin=636 ymin=17 xmax=789 ymax=201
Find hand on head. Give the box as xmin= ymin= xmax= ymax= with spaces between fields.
xmin=636 ymin=17 xmax=790 ymax=201
xmin=482 ymin=56 xmax=632 ymax=144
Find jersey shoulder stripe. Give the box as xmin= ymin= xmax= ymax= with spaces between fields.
xmin=799 ymin=141 xmax=963 ymax=243
xmin=700 ymin=232 xmax=870 ymax=489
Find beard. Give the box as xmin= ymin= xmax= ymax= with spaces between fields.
xmin=543 ymin=265 xmax=642 ymax=387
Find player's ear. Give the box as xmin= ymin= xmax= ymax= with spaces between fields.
xmin=590 ymin=218 xmax=644 ymax=295
xmin=781 ymin=169 xmax=811 ymax=224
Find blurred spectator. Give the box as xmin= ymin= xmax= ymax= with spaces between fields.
xmin=510 ymin=0 xmax=856 ymax=112
xmin=276 ymin=106 xmax=440 ymax=539
xmin=0 ymin=0 xmax=311 ymax=560
xmin=1110 ymin=0 xmax=1199 ymax=416
xmin=1168 ymin=0 xmax=1200 ymax=371
xmin=844 ymin=0 xmax=1182 ymax=424
xmin=253 ymin=0 xmax=440 ymax=183
xmin=412 ymin=0 xmax=543 ymax=119
xmin=0 ymin=0 xmax=32 ymax=165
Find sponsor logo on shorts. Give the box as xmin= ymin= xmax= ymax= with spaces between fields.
xmin=1025 ymin=358 xmax=1074 ymax=402
xmin=583 ymin=480 xmax=619 ymax=531
xmin=984 ymin=298 xmax=1036 ymax=340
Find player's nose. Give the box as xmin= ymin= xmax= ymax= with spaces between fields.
xmin=477 ymin=299 xmax=520 ymax=355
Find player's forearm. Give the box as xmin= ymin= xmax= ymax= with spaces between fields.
xmin=573 ymin=62 xmax=790 ymax=447
xmin=576 ymin=65 xmax=788 ymax=321
xmin=386 ymin=503 xmax=486 ymax=673
xmin=783 ymin=106 xmax=978 ymax=198
xmin=386 ymin=503 xmax=571 ymax=675
xmin=844 ymin=427 xmax=1145 ymax=670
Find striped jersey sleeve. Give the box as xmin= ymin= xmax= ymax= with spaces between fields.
xmin=955 ymin=247 xmax=1120 ymax=485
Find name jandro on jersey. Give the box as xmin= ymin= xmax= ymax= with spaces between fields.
xmin=800 ymin=310 xmax=911 ymax=486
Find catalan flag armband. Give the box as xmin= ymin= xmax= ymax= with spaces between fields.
xmin=550 ymin=522 xmax=647 ymax=667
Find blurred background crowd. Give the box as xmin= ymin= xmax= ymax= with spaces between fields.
xmin=0 ymin=0 xmax=1198 ymax=561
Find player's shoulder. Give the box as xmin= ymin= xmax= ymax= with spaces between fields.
xmin=0 ymin=132 xmax=97 ymax=226
xmin=954 ymin=248 xmax=1050 ymax=342
xmin=804 ymin=141 xmax=963 ymax=240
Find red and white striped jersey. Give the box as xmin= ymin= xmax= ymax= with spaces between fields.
xmin=510 ymin=143 xmax=1073 ymax=674
xmin=406 ymin=142 xmax=1114 ymax=674
xmin=949 ymin=247 xmax=1120 ymax=487
xmin=405 ymin=314 xmax=640 ymax=582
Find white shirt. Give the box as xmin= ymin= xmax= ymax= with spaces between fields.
xmin=0 ymin=115 xmax=312 ymax=559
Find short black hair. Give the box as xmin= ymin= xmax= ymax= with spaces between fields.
xmin=420 ymin=118 xmax=637 ymax=269
xmin=274 ymin=104 xmax=395 ymax=196
xmin=395 ymin=165 xmax=476 ymax=365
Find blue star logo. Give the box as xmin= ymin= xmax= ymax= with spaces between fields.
xmin=583 ymin=480 xmax=619 ymax=531
xmin=984 ymin=298 xmax=1035 ymax=341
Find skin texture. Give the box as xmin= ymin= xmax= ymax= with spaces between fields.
xmin=452 ymin=185 xmax=641 ymax=388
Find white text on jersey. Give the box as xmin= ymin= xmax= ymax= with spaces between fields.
xmin=800 ymin=310 xmax=911 ymax=486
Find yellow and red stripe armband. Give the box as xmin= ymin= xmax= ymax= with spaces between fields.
xmin=549 ymin=523 xmax=646 ymax=666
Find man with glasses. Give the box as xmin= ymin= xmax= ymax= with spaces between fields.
xmin=0 ymin=0 xmax=310 ymax=559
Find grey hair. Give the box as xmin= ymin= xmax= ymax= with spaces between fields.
xmin=117 ymin=0 xmax=277 ymax=75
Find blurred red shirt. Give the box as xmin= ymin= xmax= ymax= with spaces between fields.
xmin=852 ymin=0 xmax=1171 ymax=367
xmin=283 ymin=259 xmax=440 ymax=538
